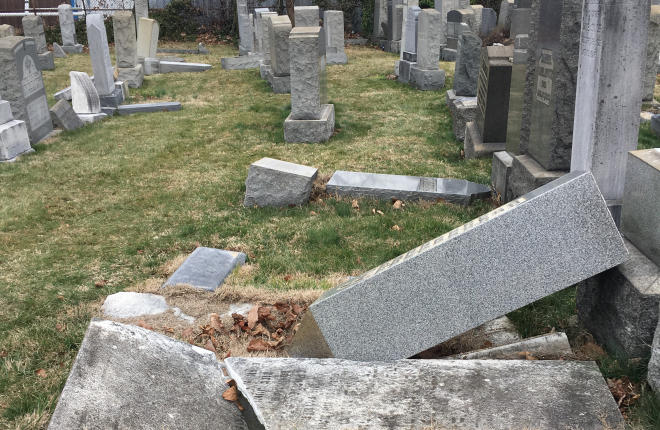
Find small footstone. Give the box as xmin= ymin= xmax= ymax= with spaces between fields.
xmin=163 ymin=247 xmax=246 ymax=292
xmin=226 ymin=357 xmax=624 ymax=430
xmin=243 ymin=157 xmax=318 ymax=208
xmin=452 ymin=97 xmax=477 ymax=141
xmin=47 ymin=319 xmax=248 ymax=430
xmin=101 ymin=292 xmax=170 ymax=318
xmin=491 ymin=151 xmax=514 ymax=203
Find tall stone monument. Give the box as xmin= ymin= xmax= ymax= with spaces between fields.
xmin=480 ymin=8 xmax=497 ymax=36
xmin=324 ymin=11 xmax=347 ymax=65
xmin=135 ymin=0 xmax=149 ymax=31
xmin=58 ymin=4 xmax=83 ymax=54
xmin=409 ymin=9 xmax=445 ymax=91
xmin=398 ymin=0 xmax=419 ymax=73
xmin=114 ymin=11 xmax=144 ymax=88
xmin=398 ymin=6 xmax=422 ymax=84
xmin=0 ymin=96 xmax=32 ymax=162
xmin=87 ymin=15 xmax=124 ymax=107
xmin=643 ymin=6 xmax=660 ymax=104
xmin=383 ymin=0 xmax=404 ymax=53
xmin=237 ymin=0 xmax=253 ymax=55
xmin=22 ymin=16 xmax=54 ymax=70
xmin=257 ymin=10 xmax=277 ymax=77
xmin=0 ymin=37 xmax=53 ymax=144
xmin=284 ymin=27 xmax=335 ymax=143
xmin=498 ymin=0 xmax=514 ymax=29
xmin=373 ymin=0 xmax=388 ymax=40
xmin=266 ymin=15 xmax=293 ymax=93
xmin=452 ymin=30 xmax=481 ymax=97
xmin=570 ymin=0 xmax=651 ymax=224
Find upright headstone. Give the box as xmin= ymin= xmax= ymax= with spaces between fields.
xmin=253 ymin=8 xmax=270 ymax=59
xmin=398 ymin=0 xmax=420 ymax=64
xmin=570 ymin=0 xmax=651 ymax=223
xmin=324 ymin=11 xmax=347 ymax=65
xmin=373 ymin=0 xmax=388 ymax=39
xmin=436 ymin=0 xmax=470 ymax=46
xmin=114 ymin=11 xmax=144 ymax=88
xmin=86 ymin=14 xmax=115 ymax=96
xmin=52 ymin=43 xmax=66 ymax=58
xmin=70 ymin=72 xmax=101 ymax=114
xmin=22 ymin=16 xmax=54 ymax=70
xmin=643 ymin=6 xmax=660 ymax=103
xmin=398 ymin=6 xmax=422 ymax=83
xmin=471 ymin=4 xmax=484 ymax=35
xmin=480 ymin=8 xmax=497 ymax=36
xmin=57 ymin=4 xmax=83 ymax=53
xmin=294 ymin=6 xmax=320 ymax=27
xmin=0 ymin=25 xmax=15 ymax=38
xmin=267 ymin=15 xmax=293 ymax=93
xmin=383 ymin=0 xmax=404 ymax=53
xmin=0 ymin=37 xmax=53 ymax=144
xmin=444 ymin=10 xmax=473 ymax=61
xmin=518 ymin=0 xmax=541 ymax=156
xmin=135 ymin=0 xmax=149 ymax=31
xmin=137 ymin=18 xmax=159 ymax=59
xmin=238 ymin=13 xmax=253 ymax=55
xmin=0 ymin=96 xmax=32 ymax=161
xmin=498 ymin=0 xmax=514 ymax=29
xmin=260 ymin=11 xmax=278 ymax=64
xmin=453 ymin=30 xmax=481 ymax=96
xmin=410 ymin=9 xmax=445 ymax=91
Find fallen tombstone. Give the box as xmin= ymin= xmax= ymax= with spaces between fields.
xmin=52 ymin=42 xmax=66 ymax=58
xmin=163 ymin=247 xmax=246 ymax=292
xmin=0 ymin=98 xmax=33 ymax=162
xmin=101 ymin=292 xmax=169 ymax=318
xmin=444 ymin=332 xmax=574 ymax=360
xmin=326 ymin=171 xmax=491 ymax=206
xmin=157 ymin=43 xmax=209 ymax=54
xmin=50 ymin=100 xmax=84 ymax=131
xmin=70 ymin=71 xmax=106 ymax=124
xmin=225 ymin=357 xmax=624 ymax=430
xmin=288 ymin=171 xmax=628 ymax=361
xmin=117 ymin=102 xmax=182 ymax=115
xmin=47 ymin=319 xmax=248 ymax=429
xmin=221 ymin=54 xmax=261 ymax=70
xmin=243 ymin=157 xmax=318 ymax=208
xmin=158 ymin=61 xmax=212 ymax=73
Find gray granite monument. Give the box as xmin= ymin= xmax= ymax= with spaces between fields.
xmin=643 ymin=6 xmax=660 ymax=103
xmin=373 ymin=0 xmax=388 ymax=40
xmin=244 ymin=158 xmax=318 ymax=207
xmin=58 ymin=4 xmax=83 ymax=53
xmin=163 ymin=247 xmax=246 ymax=291
xmin=114 ymin=11 xmax=144 ymax=88
xmin=498 ymin=0 xmax=514 ymax=29
xmin=452 ymin=30 xmax=481 ymax=96
xmin=266 ymin=15 xmax=293 ymax=93
xmin=135 ymin=0 xmax=149 ymax=31
xmin=294 ymin=6 xmax=319 ymax=27
xmin=86 ymin=15 xmax=115 ymax=97
xmin=480 ymin=8 xmax=497 ymax=36
xmin=0 ymin=97 xmax=32 ymax=162
xmin=324 ymin=11 xmax=347 ymax=65
xmin=398 ymin=6 xmax=421 ymax=84
xmin=383 ymin=0 xmax=403 ymax=53
xmin=410 ymin=9 xmax=445 ymax=91
xmin=22 ymin=16 xmax=54 ymax=70
xmin=257 ymin=11 xmax=278 ymax=77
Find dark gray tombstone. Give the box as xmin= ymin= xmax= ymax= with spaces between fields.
xmin=476 ymin=46 xmax=513 ymax=144
xmin=480 ymin=8 xmax=497 ymax=36
xmin=446 ymin=10 xmax=463 ymax=50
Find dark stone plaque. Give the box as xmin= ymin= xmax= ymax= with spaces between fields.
xmin=475 ymin=45 xmax=514 ymax=143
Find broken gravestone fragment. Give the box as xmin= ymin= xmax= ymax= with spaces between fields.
xmin=163 ymin=247 xmax=246 ymax=292
xmin=244 ymin=158 xmax=318 ymax=208
xmin=444 ymin=332 xmax=575 ymax=360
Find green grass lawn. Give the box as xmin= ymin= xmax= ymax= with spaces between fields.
xmin=0 ymin=41 xmax=659 ymax=429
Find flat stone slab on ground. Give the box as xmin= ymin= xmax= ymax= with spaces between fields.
xmin=101 ymin=292 xmax=170 ymax=318
xmin=326 ymin=171 xmax=491 ymax=206
xmin=117 ymin=102 xmax=181 ymax=115
xmin=445 ymin=332 xmax=574 ymax=360
xmin=226 ymin=357 xmax=624 ymax=430
xmin=48 ymin=319 xmax=248 ymax=430
xmin=244 ymin=157 xmax=318 ymax=207
xmin=163 ymin=246 xmax=246 ymax=292
xmin=289 ymin=171 xmax=628 ymax=361
xmin=159 ymin=61 xmax=211 ymax=73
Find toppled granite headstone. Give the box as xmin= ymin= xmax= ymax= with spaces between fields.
xmin=50 ymin=99 xmax=84 ymax=131
xmin=52 ymin=43 xmax=66 ymax=58
xmin=163 ymin=247 xmax=246 ymax=292
xmin=159 ymin=61 xmax=212 ymax=73
xmin=101 ymin=292 xmax=170 ymax=318
xmin=326 ymin=171 xmax=491 ymax=206
xmin=289 ymin=171 xmax=628 ymax=361
xmin=0 ymin=99 xmax=32 ymax=162
xmin=226 ymin=357 xmax=624 ymax=430
xmin=244 ymin=158 xmax=318 ymax=208
xmin=445 ymin=332 xmax=574 ymax=360
xmin=117 ymin=102 xmax=181 ymax=115
xmin=47 ymin=319 xmax=248 ymax=430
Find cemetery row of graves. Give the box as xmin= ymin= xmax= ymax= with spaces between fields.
xmin=1 ymin=0 xmax=660 ymax=428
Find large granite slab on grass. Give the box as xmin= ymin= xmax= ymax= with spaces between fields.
xmin=47 ymin=319 xmax=248 ymax=430
xmin=163 ymin=246 xmax=246 ymax=291
xmin=326 ymin=171 xmax=491 ymax=206
xmin=288 ymin=171 xmax=628 ymax=361
xmin=226 ymin=357 xmax=624 ymax=430
xmin=117 ymin=102 xmax=181 ymax=115
xmin=244 ymin=157 xmax=318 ymax=207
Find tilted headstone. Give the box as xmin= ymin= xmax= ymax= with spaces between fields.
xmin=0 ymin=98 xmax=32 ymax=162
xmin=0 ymin=37 xmax=53 ymax=144
xmin=86 ymin=15 xmax=115 ymax=96
xmin=47 ymin=319 xmax=249 ymax=430
xmin=52 ymin=43 xmax=66 ymax=58
xmin=288 ymin=171 xmax=628 ymax=361
xmin=22 ymin=15 xmax=54 ymax=70
xmin=475 ymin=45 xmax=513 ymax=143
xmin=57 ymin=4 xmax=82 ymax=53
xmin=480 ymin=8 xmax=497 ymax=36
xmin=570 ymin=0 xmax=651 ymax=222
xmin=226 ymin=357 xmax=624 ymax=430
xmin=294 ymin=6 xmax=319 ymax=27
xmin=269 ymin=16 xmax=293 ymax=77
xmin=244 ymin=158 xmax=318 ymax=207
xmin=50 ymin=99 xmax=84 ymax=131
xmin=114 ymin=11 xmax=138 ymax=68
xmin=324 ymin=10 xmax=347 ymax=65
xmin=134 ymin=0 xmax=149 ymax=31
xmin=453 ymin=30 xmax=481 ymax=96
xmin=137 ymin=18 xmax=159 ymax=59
xmin=409 ymin=9 xmax=445 ymax=91
xmin=621 ymin=149 xmax=660 ymax=268
xmin=0 ymin=25 xmax=15 ymax=38
xmin=526 ymin=0 xmax=582 ymax=172
xmin=70 ymin=71 xmax=101 ymax=114
xmin=643 ymin=6 xmax=660 ymax=102
xmin=163 ymin=247 xmax=246 ymax=291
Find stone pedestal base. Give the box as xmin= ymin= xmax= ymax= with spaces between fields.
xmin=327 ymin=51 xmax=347 ymax=65
xmin=382 ymin=40 xmax=400 ymax=53
xmin=508 ymin=154 xmax=567 ymax=200
xmin=0 ymin=120 xmax=32 ymax=161
xmin=577 ymin=238 xmax=660 ymax=358
xmin=101 ymin=107 xmax=116 ymax=117
xmin=441 ymin=48 xmax=457 ymax=62
xmin=117 ymin=64 xmax=144 ymax=88
xmin=38 ymin=51 xmax=55 ymax=70
xmin=284 ymin=104 xmax=335 ymax=143
xmin=99 ymin=88 xmax=125 ymax=108
xmin=267 ymin=69 xmax=291 ymax=94
xmin=221 ymin=55 xmax=261 ymax=70
xmin=451 ymin=97 xmax=477 ymax=141
xmin=61 ymin=44 xmax=83 ymax=54
xmin=394 ymin=60 xmax=400 ymax=76
xmin=410 ymin=66 xmax=445 ymax=91
xmin=491 ymin=151 xmax=514 ymax=203
xmin=142 ymin=58 xmax=160 ymax=75
xmin=464 ymin=122 xmax=505 ymax=160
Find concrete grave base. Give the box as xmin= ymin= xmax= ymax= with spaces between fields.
xmin=117 ymin=102 xmax=182 ymax=115
xmin=163 ymin=247 xmax=246 ymax=291
xmin=117 ymin=64 xmax=144 ymax=88
xmin=452 ymin=98 xmax=477 ymax=141
xmin=381 ymin=40 xmax=400 ymax=53
xmin=244 ymin=157 xmax=318 ymax=208
xmin=577 ymin=238 xmax=660 ymax=358
xmin=38 ymin=51 xmax=54 ymax=70
xmin=492 ymin=151 xmax=514 ymax=203
xmin=267 ymin=69 xmax=291 ymax=93
xmin=509 ymin=154 xmax=567 ymax=201
xmin=226 ymin=357 xmax=624 ymax=430
xmin=78 ymin=113 xmax=107 ymax=124
xmin=48 ymin=319 xmax=248 ymax=430
xmin=441 ymin=47 xmax=457 ymax=61
xmin=409 ymin=66 xmax=445 ymax=91
xmin=159 ymin=61 xmax=212 ymax=73
xmin=239 ymin=45 xmax=250 ymax=56
xmin=221 ymin=55 xmax=261 ymax=70
xmin=284 ymin=104 xmax=335 ymax=143
xmin=0 ymin=120 xmax=32 ymax=161
xmin=61 ymin=44 xmax=83 ymax=54
xmin=99 ymin=88 xmax=125 ymax=108
xmin=327 ymin=51 xmax=348 ymax=65
xmin=464 ymin=121 xmax=505 ymax=160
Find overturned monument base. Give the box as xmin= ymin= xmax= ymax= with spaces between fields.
xmin=284 ymin=104 xmax=335 ymax=143
xmin=409 ymin=66 xmax=445 ymax=91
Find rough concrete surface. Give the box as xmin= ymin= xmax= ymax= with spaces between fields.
xmin=244 ymin=157 xmax=318 ymax=207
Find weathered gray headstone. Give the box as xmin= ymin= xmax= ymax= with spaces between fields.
xmin=453 ymin=30 xmax=481 ymax=96
xmin=398 ymin=6 xmax=421 ymax=84
xmin=373 ymin=0 xmax=388 ymax=38
xmin=410 ymin=9 xmax=445 ymax=91
xmin=0 ymin=24 xmax=15 ymax=38
xmin=480 ymin=8 xmax=497 ymax=36
xmin=238 ymin=13 xmax=253 ymax=55
xmin=644 ymin=6 xmax=660 ymax=102
xmin=22 ymin=15 xmax=54 ymax=70
xmin=137 ymin=18 xmax=159 ymax=59
xmin=451 ymin=97 xmax=477 ymax=141
xmin=52 ymin=43 xmax=66 ymax=58
xmin=226 ymin=357 xmax=624 ymax=430
xmin=289 ymin=171 xmax=628 ymax=361
xmin=326 ymin=171 xmax=490 ymax=206
xmin=518 ymin=0 xmax=541 ymax=155
xmin=324 ymin=11 xmax=347 ymax=65
xmin=498 ymin=0 xmax=514 ymax=28
xmin=436 ymin=0 xmax=470 ymax=45
xmin=58 ymin=4 xmax=83 ymax=53
xmin=259 ymin=11 xmax=277 ymax=66
xmin=571 ymin=0 xmax=651 ymax=223
xmin=163 ymin=247 xmax=246 ymax=291
xmin=86 ymin=14 xmax=115 ymax=96
xmin=47 ymin=319 xmax=248 ymax=430
xmin=50 ymin=99 xmax=83 ymax=131
xmin=269 ymin=16 xmax=293 ymax=77
xmin=244 ymin=158 xmax=318 ymax=207
xmin=135 ymin=0 xmax=149 ymax=31
xmin=113 ymin=11 xmax=138 ymax=68
xmin=294 ymin=6 xmax=319 ymax=27
xmin=70 ymin=71 xmax=101 ymax=114
xmin=221 ymin=55 xmax=261 ymax=70
xmin=0 ymin=98 xmax=32 ymax=162
xmin=0 ymin=37 xmax=53 ymax=144
xmin=471 ymin=4 xmax=483 ymax=35
xmin=491 ymin=150 xmax=514 ymax=203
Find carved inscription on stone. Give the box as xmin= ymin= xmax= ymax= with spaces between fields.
xmin=21 ymin=55 xmax=44 ymax=99
xmin=477 ymin=55 xmax=489 ymax=117
xmin=535 ymin=48 xmax=554 ymax=105
xmin=26 ymin=96 xmax=50 ymax=130
xmin=417 ymin=177 xmax=437 ymax=192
